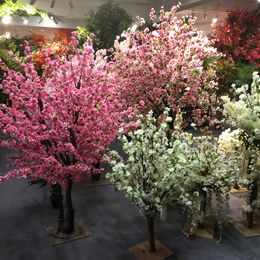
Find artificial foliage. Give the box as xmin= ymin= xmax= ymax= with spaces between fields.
xmin=0 ymin=0 xmax=53 ymax=20
xmin=107 ymin=108 xmax=192 ymax=252
xmin=222 ymin=72 xmax=260 ymax=228
xmin=85 ymin=0 xmax=132 ymax=51
xmin=213 ymin=9 xmax=260 ymax=65
xmin=0 ymin=32 xmax=123 ymax=234
xmin=0 ymin=32 xmax=23 ymax=103
xmin=212 ymin=9 xmax=260 ymax=97
xmin=30 ymin=30 xmax=72 ymax=71
xmin=180 ymin=130 xmax=243 ymax=238
xmin=110 ymin=4 xmax=220 ymax=127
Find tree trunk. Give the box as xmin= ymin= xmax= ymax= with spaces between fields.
xmin=198 ymin=190 xmax=207 ymax=229
xmin=91 ymin=161 xmax=101 ymax=181
xmin=247 ymin=179 xmax=258 ymax=228
xmin=57 ymin=178 xmax=74 ymax=234
xmin=246 ymin=155 xmax=257 ymax=229
xmin=50 ymin=184 xmax=60 ymax=209
xmin=146 ymin=216 xmax=156 ymax=253
xmin=57 ymin=184 xmax=64 ymax=233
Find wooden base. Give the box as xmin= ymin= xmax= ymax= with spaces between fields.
xmin=45 ymin=218 xmax=92 ymax=246
xmin=195 ymin=223 xmax=214 ymax=239
xmin=232 ymin=219 xmax=260 ymax=238
xmin=229 ymin=187 xmax=248 ymax=198
xmin=84 ymin=174 xmax=110 ymax=187
xmin=128 ymin=240 xmax=174 ymax=260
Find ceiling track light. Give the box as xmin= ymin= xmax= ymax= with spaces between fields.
xmin=2 ymin=14 xmax=12 ymax=25
xmin=68 ymin=0 xmax=74 ymax=9
xmin=30 ymin=0 xmax=37 ymax=5
xmin=50 ymin=0 xmax=56 ymax=8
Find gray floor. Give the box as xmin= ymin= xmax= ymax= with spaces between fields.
xmin=1 ymin=146 xmax=260 ymax=260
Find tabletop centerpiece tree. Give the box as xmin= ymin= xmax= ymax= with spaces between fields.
xmin=110 ymin=4 xmax=220 ymax=127
xmin=106 ymin=108 xmax=191 ymax=258
xmin=0 ymin=32 xmax=123 ymax=238
xmin=222 ymin=71 xmax=260 ymax=230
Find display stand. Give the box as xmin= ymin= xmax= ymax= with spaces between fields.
xmin=194 ymin=219 xmax=215 ymax=239
xmin=128 ymin=240 xmax=175 ymax=260
xmin=232 ymin=219 xmax=260 ymax=238
xmin=45 ymin=218 xmax=92 ymax=246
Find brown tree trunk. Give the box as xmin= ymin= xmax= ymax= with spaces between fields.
xmin=198 ymin=190 xmax=207 ymax=229
xmin=57 ymin=184 xmax=64 ymax=232
xmin=57 ymin=178 xmax=74 ymax=234
xmin=246 ymin=155 xmax=257 ymax=229
xmin=247 ymin=179 xmax=258 ymax=228
xmin=91 ymin=161 xmax=101 ymax=181
xmin=146 ymin=216 xmax=156 ymax=253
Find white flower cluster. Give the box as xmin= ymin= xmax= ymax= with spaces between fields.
xmin=106 ymin=109 xmax=192 ymax=217
xmin=222 ymin=72 xmax=260 ymax=148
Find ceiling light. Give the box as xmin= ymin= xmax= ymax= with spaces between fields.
xmin=23 ymin=18 xmax=28 ymax=25
xmin=2 ymin=14 xmax=12 ymax=25
xmin=68 ymin=0 xmax=74 ymax=9
xmin=212 ymin=17 xmax=218 ymax=24
xmin=50 ymin=0 xmax=56 ymax=8
xmin=258 ymin=0 xmax=260 ymax=3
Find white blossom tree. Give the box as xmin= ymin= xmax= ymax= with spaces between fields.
xmin=222 ymin=71 xmax=260 ymax=228
xmin=106 ymin=109 xmax=190 ymax=253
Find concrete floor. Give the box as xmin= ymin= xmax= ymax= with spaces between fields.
xmin=1 ymin=146 xmax=260 ymax=260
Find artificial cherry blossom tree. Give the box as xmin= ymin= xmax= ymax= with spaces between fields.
xmin=110 ymin=4 xmax=220 ymax=127
xmin=0 ymin=32 xmax=123 ymax=234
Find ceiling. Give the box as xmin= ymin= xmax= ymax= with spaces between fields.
xmin=1 ymin=0 xmax=259 ymax=35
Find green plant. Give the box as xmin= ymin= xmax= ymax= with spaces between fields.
xmin=0 ymin=0 xmax=60 ymax=22
xmin=85 ymin=1 xmax=132 ymax=51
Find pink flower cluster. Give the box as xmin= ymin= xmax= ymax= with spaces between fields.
xmin=110 ymin=5 xmax=220 ymax=126
xmin=0 ymin=33 xmax=123 ymax=187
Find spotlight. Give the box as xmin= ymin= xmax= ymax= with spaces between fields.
xmin=23 ymin=18 xmax=29 ymax=25
xmin=68 ymin=0 xmax=74 ymax=9
xmin=50 ymin=0 xmax=56 ymax=8
xmin=2 ymin=14 xmax=12 ymax=25
xmin=212 ymin=17 xmax=218 ymax=24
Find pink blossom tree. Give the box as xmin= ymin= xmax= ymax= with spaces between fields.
xmin=0 ymin=32 xmax=123 ymax=234
xmin=110 ymin=4 xmax=220 ymax=127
